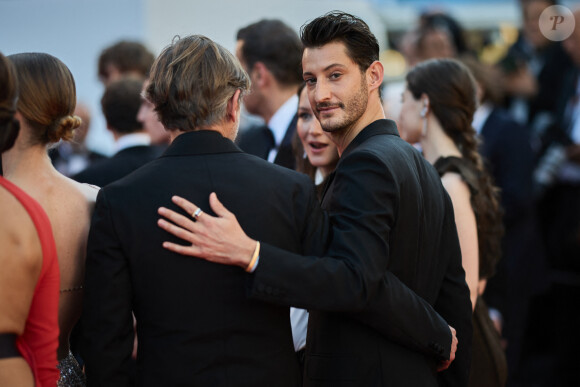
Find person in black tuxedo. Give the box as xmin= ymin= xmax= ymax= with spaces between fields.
xmin=235 ymin=19 xmax=302 ymax=169
xmin=81 ymin=35 xmax=319 ymax=386
xmin=73 ymin=77 xmax=163 ymax=187
xmin=158 ymin=12 xmax=472 ymax=387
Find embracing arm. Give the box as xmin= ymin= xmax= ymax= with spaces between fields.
xmin=81 ymin=189 xmax=134 ymax=386
xmin=158 ymin=152 xmax=455 ymax=362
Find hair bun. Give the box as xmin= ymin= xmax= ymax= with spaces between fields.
xmin=48 ymin=115 xmax=82 ymax=143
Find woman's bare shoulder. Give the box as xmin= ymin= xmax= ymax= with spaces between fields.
xmin=0 ymin=188 xmax=42 ymax=271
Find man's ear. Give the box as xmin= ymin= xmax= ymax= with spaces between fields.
xmin=366 ymin=60 xmax=384 ymax=92
xmin=252 ymin=62 xmax=270 ymax=88
xmin=227 ymin=89 xmax=242 ymax=123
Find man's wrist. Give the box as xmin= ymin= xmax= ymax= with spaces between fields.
xmin=245 ymin=241 xmax=260 ymax=272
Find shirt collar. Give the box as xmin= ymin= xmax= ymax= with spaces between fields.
xmin=340 ymin=119 xmax=399 ymax=159
xmin=115 ymin=132 xmax=151 ymax=152
xmin=472 ymin=102 xmax=493 ymax=135
xmin=268 ymin=94 xmax=299 ymax=146
xmin=162 ymin=130 xmax=242 ymax=158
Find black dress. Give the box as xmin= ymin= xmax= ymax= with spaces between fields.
xmin=434 ymin=156 xmax=508 ymax=387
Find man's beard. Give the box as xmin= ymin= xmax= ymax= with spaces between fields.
xmin=316 ymin=79 xmax=368 ymax=134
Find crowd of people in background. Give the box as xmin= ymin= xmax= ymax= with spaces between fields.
xmin=0 ymin=1 xmax=579 ymax=386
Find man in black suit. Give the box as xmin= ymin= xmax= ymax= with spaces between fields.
xmin=79 ymin=34 xmax=322 ymax=386
xmin=159 ymin=12 xmax=472 ymax=387
xmin=73 ymin=77 xmax=163 ymax=187
xmin=235 ymin=19 xmax=302 ymax=169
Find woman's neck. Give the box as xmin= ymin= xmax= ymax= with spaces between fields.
xmin=420 ymin=117 xmax=463 ymax=165
xmin=2 ymin=140 xmax=56 ymax=183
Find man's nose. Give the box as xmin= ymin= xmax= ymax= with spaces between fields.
xmin=314 ymin=80 xmax=331 ymax=103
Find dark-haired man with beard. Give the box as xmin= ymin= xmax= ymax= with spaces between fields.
xmin=159 ymin=12 xmax=472 ymax=386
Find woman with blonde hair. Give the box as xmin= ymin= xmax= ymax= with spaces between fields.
xmin=3 ymin=52 xmax=98 ymax=386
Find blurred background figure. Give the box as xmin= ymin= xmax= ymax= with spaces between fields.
xmin=0 ymin=51 xmax=60 ymax=387
xmin=498 ymin=0 xmax=573 ymax=134
xmin=527 ymin=7 xmax=580 ymax=387
xmin=383 ymin=11 xmax=470 ymax=124
xmin=73 ymin=77 xmax=162 ymax=187
xmin=399 ymin=58 xmax=506 ymax=387
xmin=4 ymin=52 xmax=99 ymax=386
xmin=234 ymin=19 xmax=303 ymax=169
xmin=137 ymin=79 xmax=170 ymax=147
xmin=97 ymin=40 xmax=155 ymax=86
xmin=49 ymin=102 xmax=106 ymax=177
xmin=416 ymin=11 xmax=471 ymax=61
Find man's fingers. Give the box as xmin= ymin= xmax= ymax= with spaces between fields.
xmin=171 ymin=195 xmax=201 ymax=218
xmin=158 ymin=207 xmax=200 ymax=231
xmin=158 ymin=218 xmax=197 ymax=244
xmin=162 ymin=241 xmax=201 ymax=256
xmin=437 ymin=360 xmax=451 ymax=372
xmin=209 ymin=192 xmax=231 ymax=218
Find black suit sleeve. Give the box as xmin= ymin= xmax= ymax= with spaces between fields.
xmin=248 ymin=150 xmax=451 ymax=359
xmin=81 ymin=189 xmax=134 ymax=386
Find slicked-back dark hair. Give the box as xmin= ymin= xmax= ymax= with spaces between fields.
xmin=300 ymin=11 xmax=379 ymax=71
xmin=237 ymin=19 xmax=303 ymax=86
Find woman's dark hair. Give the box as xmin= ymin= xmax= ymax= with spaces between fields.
xmin=0 ymin=52 xmax=20 ymax=154
xmin=9 ymin=53 xmax=81 ymax=145
xmin=407 ymin=58 xmax=503 ymax=278
xmin=293 ymin=83 xmax=315 ymax=178
xmin=300 ymin=11 xmax=379 ymax=71
xmin=292 ymin=82 xmax=333 ymax=199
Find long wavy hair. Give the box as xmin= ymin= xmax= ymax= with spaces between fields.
xmin=407 ymin=58 xmax=503 ymax=279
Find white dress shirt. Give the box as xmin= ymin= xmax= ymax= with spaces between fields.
xmin=115 ymin=132 xmax=151 ymax=153
xmin=267 ymin=95 xmax=298 ymax=163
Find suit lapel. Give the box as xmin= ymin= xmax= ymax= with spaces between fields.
xmin=273 ymin=114 xmax=298 ymax=169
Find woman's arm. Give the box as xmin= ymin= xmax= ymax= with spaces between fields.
xmin=441 ymin=172 xmax=479 ymax=310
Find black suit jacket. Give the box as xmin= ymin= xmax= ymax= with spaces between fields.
xmin=248 ymin=120 xmax=473 ymax=386
xmin=81 ymin=131 xmax=330 ymax=386
xmin=237 ymin=114 xmax=297 ymax=169
xmin=72 ymin=145 xmax=164 ymax=187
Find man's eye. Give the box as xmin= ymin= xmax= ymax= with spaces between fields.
xmin=304 ymin=78 xmax=316 ymax=85
xmin=330 ymin=73 xmax=341 ymax=79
